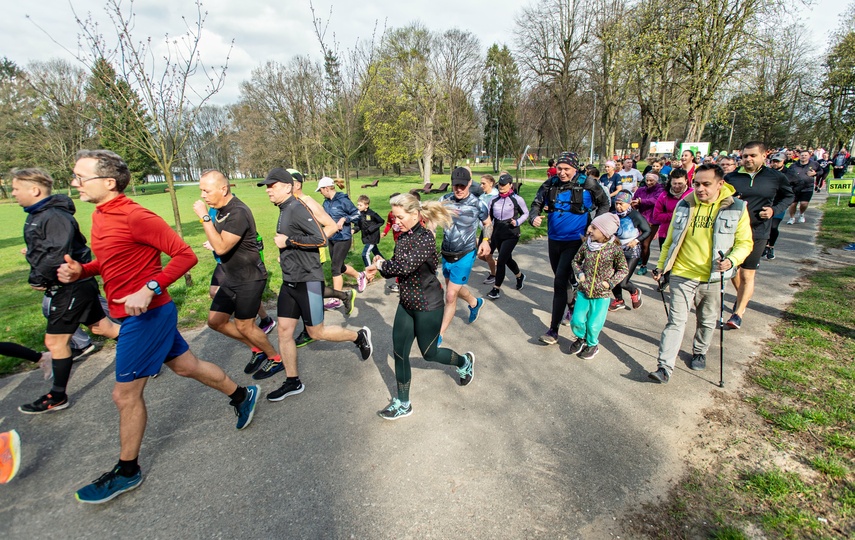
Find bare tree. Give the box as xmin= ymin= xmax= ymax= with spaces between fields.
xmin=65 ymin=0 xmax=232 ymax=239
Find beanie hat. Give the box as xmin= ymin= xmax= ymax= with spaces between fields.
xmin=591 ymin=213 xmax=620 ymax=238
xmin=556 ymin=152 xmax=579 ymax=169
xmin=614 ymin=190 xmax=633 ymax=205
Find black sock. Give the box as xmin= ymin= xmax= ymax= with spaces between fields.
xmin=229 ymin=386 xmax=247 ymax=405
xmin=117 ymin=457 xmax=140 ymax=477
xmin=259 ymin=316 xmax=273 ymax=326
xmin=286 ymin=376 xmax=301 ymax=385
xmin=50 ymin=357 xmax=73 ymax=395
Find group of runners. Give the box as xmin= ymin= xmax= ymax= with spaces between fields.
xmin=0 ymin=138 xmax=824 ymax=501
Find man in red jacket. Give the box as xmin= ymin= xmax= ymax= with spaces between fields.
xmin=58 ymin=149 xmax=259 ymax=504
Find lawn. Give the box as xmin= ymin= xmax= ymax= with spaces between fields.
xmin=0 ymin=166 xmax=550 ymax=374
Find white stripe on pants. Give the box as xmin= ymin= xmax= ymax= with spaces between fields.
xmin=656 ymin=275 xmax=720 ymax=374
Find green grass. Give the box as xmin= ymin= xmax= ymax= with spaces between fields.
xmin=0 ymin=169 xmax=548 ymax=374
xmin=817 ymin=170 xmax=855 ymax=249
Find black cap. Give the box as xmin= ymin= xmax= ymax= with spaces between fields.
xmin=258 ymin=168 xmax=294 ymax=186
xmin=498 ymin=173 xmax=513 ymax=185
xmin=451 ymin=167 xmax=471 ymax=185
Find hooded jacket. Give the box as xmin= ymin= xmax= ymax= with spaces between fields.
xmin=725 ymin=165 xmax=794 ymax=239
xmin=23 ymin=194 xmax=92 ymax=288
xmin=634 ymin=183 xmax=665 ymax=223
xmin=322 ymin=191 xmax=360 ymax=242
xmin=657 ymin=182 xmax=753 ymax=283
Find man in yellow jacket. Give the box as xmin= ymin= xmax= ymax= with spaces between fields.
xmin=649 ymin=164 xmax=753 ymax=383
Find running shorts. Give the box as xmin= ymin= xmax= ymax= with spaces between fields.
xmin=278 ymin=281 xmax=324 ymax=327
xmin=115 ymin=301 xmax=189 ymax=382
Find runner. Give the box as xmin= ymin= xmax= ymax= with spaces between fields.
xmin=257 ymin=168 xmax=373 ymax=401
xmin=632 ymin=172 xmax=665 ymax=275
xmin=363 ymin=194 xmax=474 ymax=420
xmin=568 ymin=213 xmax=628 ymax=359
xmin=610 ymin=191 xmax=651 ymax=311
xmin=11 ymin=168 xmax=116 ymax=415
xmin=599 ymin=161 xmax=621 ymax=209
xmin=652 ymin=169 xmax=692 ymax=250
xmin=724 ymin=141 xmax=793 ymax=330
xmin=485 ymin=173 xmax=529 ymax=300
xmin=317 ymin=177 xmax=368 ymax=301
xmin=764 ymin=153 xmax=788 ymax=259
xmin=193 ymin=170 xmax=280 ymax=376
xmin=677 ymin=149 xmax=697 ymax=182
xmin=59 ymin=149 xmax=259 ymax=504
xmin=354 ymin=195 xmax=385 ymax=267
xmin=477 ymin=174 xmax=499 ymax=284
xmin=616 ymin=158 xmax=643 ymax=193
xmin=529 ymin=152 xmax=610 ymax=345
xmin=649 ymin=164 xmax=753 ymax=383
xmin=785 ymin=149 xmax=821 ymax=224
xmin=438 ymin=167 xmax=491 ymax=341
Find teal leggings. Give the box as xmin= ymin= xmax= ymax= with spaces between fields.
xmin=393 ymin=304 xmax=465 ymax=402
xmin=570 ymin=292 xmax=610 ymax=347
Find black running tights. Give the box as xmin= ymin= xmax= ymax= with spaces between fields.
xmin=548 ymin=239 xmax=582 ymax=331
xmin=612 ymin=255 xmax=640 ymax=301
xmin=0 ymin=342 xmax=41 ymax=362
xmin=767 ymin=217 xmax=783 ymax=247
xmin=493 ymin=235 xmax=520 ymax=288
xmin=392 ymin=305 xmax=465 ymax=403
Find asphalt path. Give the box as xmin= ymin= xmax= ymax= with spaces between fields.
xmin=0 ymin=194 xmax=836 ymax=538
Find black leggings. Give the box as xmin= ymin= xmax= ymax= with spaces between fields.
xmin=640 ymin=224 xmax=659 ymax=266
xmin=493 ymin=235 xmax=520 ymax=288
xmin=548 ymin=238 xmax=582 ymax=331
xmin=613 ymin=255 xmax=640 ymax=300
xmin=767 ymin=217 xmax=783 ymax=247
xmin=392 ymin=305 xmax=465 ymax=403
xmin=0 ymin=342 xmax=41 ymax=362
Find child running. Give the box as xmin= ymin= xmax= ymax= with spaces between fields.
xmin=568 ymin=214 xmax=628 ymax=359
xmin=610 ymin=190 xmax=651 ymax=311
xmin=354 ymin=195 xmax=385 ymax=267
xmin=365 ymin=193 xmax=474 ymax=420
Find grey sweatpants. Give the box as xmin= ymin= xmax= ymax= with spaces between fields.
xmin=656 ymin=275 xmax=720 ymax=374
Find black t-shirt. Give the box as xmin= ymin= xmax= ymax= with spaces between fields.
xmin=214 ymin=196 xmax=267 ymax=282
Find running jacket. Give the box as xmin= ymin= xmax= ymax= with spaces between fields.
xmin=378 ymin=223 xmax=444 ymax=311
xmin=653 ymin=188 xmax=693 ymax=238
xmin=529 ymin=173 xmax=610 ymax=242
xmin=571 ymin=241 xmax=629 ymax=299
xmin=657 ymin=183 xmax=752 ymax=283
xmin=725 ymin=166 xmax=794 ymax=239
xmin=634 ymin=183 xmax=665 ymax=223
xmin=322 ymin=191 xmax=360 ymax=242
xmin=23 ymin=194 xmax=92 ymax=288
xmin=355 ymin=208 xmax=384 ymax=245
xmin=785 ymin=161 xmax=822 ymax=193
xmin=276 ymin=196 xmax=327 ymax=283
xmin=80 ymin=194 xmax=197 ymax=319
xmin=439 ymin=192 xmax=488 ymax=254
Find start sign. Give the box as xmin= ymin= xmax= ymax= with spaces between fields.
xmin=827 ymin=179 xmax=853 ymax=194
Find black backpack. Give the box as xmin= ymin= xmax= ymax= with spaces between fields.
xmin=546 ymin=174 xmax=589 ymax=215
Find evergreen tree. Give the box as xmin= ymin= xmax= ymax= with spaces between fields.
xmin=480 ymin=44 xmax=520 ymax=171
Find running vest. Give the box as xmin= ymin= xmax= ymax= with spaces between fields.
xmin=663 ymin=197 xmax=746 ymax=282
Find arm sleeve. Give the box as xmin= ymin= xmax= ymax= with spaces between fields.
xmin=571 ymin=245 xmax=585 ymax=275
xmin=132 ymin=210 xmax=198 ymax=288
xmin=80 ymin=260 xmax=101 ymax=279
xmin=652 ymin=194 xmax=668 ymax=226
xmin=383 ymin=213 xmax=394 ymax=235
xmin=287 ymin=200 xmax=328 ymax=249
xmin=631 ymin=211 xmax=651 ymax=242
xmin=343 ymin=198 xmax=361 ymax=225
xmin=608 ymin=248 xmax=630 ymax=287
xmin=513 ymin=194 xmax=529 ymax=224
xmin=29 ymin=214 xmax=75 ymax=285
xmin=368 ymin=210 xmax=385 ymax=233
xmin=770 ymin=175 xmax=795 ymax=216
xmin=528 ymin=180 xmax=550 ymax=224
xmin=587 ymin=179 xmax=610 ymax=216
xmin=657 ymin=221 xmax=677 ymax=270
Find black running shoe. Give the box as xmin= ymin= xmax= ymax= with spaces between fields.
xmin=486 ymin=287 xmax=501 ymax=300
xmin=516 ymin=273 xmax=526 ymax=290
xmin=577 ymin=344 xmax=599 ymax=359
xmin=71 ymin=343 xmax=97 ymax=362
xmin=267 ymin=379 xmax=305 ymax=402
xmin=355 ymin=327 xmax=373 ymax=360
xmin=295 ymin=330 xmax=314 ymax=348
xmin=244 ymin=351 xmax=267 ymax=374
xmin=252 ymin=358 xmax=284 ymax=380
xmin=19 ymin=393 xmax=69 ymax=414
xmin=648 ymin=368 xmax=670 ymax=384
xmin=457 ymin=352 xmax=474 ymax=386
xmin=567 ymin=338 xmax=585 ymax=355
xmin=690 ymin=353 xmax=706 ymax=371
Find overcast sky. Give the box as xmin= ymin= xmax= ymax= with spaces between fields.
xmin=3 ymin=0 xmax=847 ymax=105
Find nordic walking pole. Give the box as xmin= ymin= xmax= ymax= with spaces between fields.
xmin=718 ymin=250 xmax=726 ymax=388
xmin=656 ymin=273 xmax=669 ymax=318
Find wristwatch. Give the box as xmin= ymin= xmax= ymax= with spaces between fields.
xmin=201 ymin=215 xmax=212 ymax=223
xmin=146 ymin=280 xmax=162 ymax=295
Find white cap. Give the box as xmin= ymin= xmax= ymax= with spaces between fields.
xmin=316 ymin=177 xmax=335 ymax=192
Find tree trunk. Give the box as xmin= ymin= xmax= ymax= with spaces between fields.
xmin=422 ymin=142 xmax=433 ymax=185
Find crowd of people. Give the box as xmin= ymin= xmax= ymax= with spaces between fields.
xmin=0 ymin=140 xmax=844 ymax=500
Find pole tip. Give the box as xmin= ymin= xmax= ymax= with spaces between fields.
xmin=719 ymin=382 xmax=725 ymax=388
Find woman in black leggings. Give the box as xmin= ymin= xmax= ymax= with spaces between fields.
xmin=485 ymin=173 xmax=529 ymax=300
xmin=365 ymin=194 xmax=474 ymax=420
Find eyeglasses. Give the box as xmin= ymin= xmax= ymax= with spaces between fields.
xmin=71 ymin=174 xmax=111 ymax=185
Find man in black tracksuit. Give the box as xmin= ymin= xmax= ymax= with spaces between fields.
xmin=724 ymin=142 xmax=794 ymax=330
xmin=12 ymin=168 xmax=114 ymax=414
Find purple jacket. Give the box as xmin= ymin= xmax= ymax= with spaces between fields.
xmin=634 ymin=183 xmax=665 ymax=223
xmin=652 ymin=188 xmax=693 ymax=238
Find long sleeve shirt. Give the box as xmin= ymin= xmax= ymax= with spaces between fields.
xmin=378 ymin=223 xmax=444 ymax=311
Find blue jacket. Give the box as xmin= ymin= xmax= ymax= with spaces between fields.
xmin=322 ymin=191 xmax=360 ymax=242
xmin=529 ymin=173 xmax=610 ymax=242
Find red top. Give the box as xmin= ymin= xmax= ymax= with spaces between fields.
xmin=80 ymin=195 xmax=198 ymax=318
xmin=383 ymin=210 xmax=402 ymax=242
xmin=547 ymin=166 xmax=558 ymax=178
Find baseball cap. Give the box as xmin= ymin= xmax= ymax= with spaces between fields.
xmin=316 ymin=177 xmax=335 ymax=191
xmin=498 ymin=173 xmax=513 ymax=185
xmin=770 ymin=152 xmax=785 ymax=162
xmin=286 ymin=168 xmax=304 ymax=183
xmin=451 ymin=167 xmax=471 ymax=185
xmin=258 ymin=167 xmax=294 ymax=186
